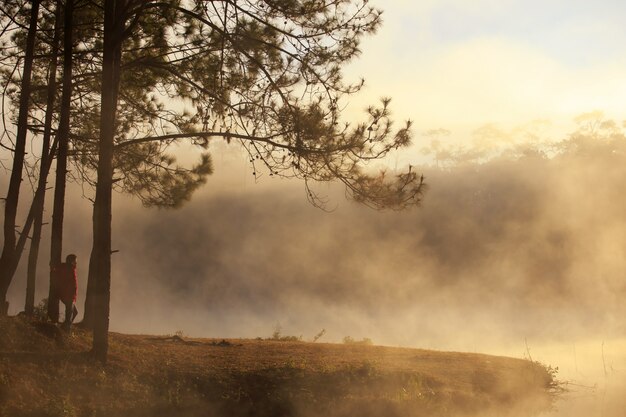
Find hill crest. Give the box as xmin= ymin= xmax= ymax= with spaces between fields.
xmin=0 ymin=316 xmax=557 ymax=417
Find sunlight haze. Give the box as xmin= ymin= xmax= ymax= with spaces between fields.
xmin=2 ymin=2 xmax=626 ymax=416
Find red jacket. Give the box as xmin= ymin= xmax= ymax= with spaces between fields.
xmin=53 ymin=263 xmax=77 ymax=303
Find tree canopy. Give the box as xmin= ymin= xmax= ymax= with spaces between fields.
xmin=96 ymin=0 xmax=425 ymax=209
xmin=1 ymin=0 xmax=425 ymax=361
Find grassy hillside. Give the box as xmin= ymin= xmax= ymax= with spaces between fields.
xmin=0 ymin=316 xmax=557 ymax=417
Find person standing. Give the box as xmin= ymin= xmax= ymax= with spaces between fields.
xmin=54 ymin=254 xmax=78 ymax=330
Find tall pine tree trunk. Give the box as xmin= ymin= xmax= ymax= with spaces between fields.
xmin=81 ymin=247 xmax=97 ymax=328
xmin=47 ymin=0 xmax=74 ymax=322
xmin=0 ymin=0 xmax=41 ymax=315
xmin=92 ymin=0 xmax=124 ymax=362
xmin=25 ymin=0 xmax=62 ymax=316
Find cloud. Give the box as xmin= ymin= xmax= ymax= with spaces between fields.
xmin=342 ymin=1 xmax=626 ymax=134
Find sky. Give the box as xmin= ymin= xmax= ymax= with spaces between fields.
xmin=344 ymin=0 xmax=626 ymax=134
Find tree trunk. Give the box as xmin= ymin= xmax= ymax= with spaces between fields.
xmin=25 ymin=0 xmax=63 ymax=316
xmin=0 ymin=0 xmax=41 ymax=314
xmin=81 ymin=247 xmax=97 ymax=328
xmin=47 ymin=0 xmax=74 ymax=322
xmin=92 ymin=0 xmax=124 ymax=362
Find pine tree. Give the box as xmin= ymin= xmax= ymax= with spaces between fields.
xmin=2 ymin=1 xmax=424 ymax=361
xmin=0 ymin=0 xmax=209 ymax=319
xmin=87 ymin=0 xmax=425 ymax=361
xmin=0 ymin=0 xmax=41 ymax=315
xmin=46 ymin=0 xmax=75 ymax=321
xmin=25 ymin=0 xmax=62 ymax=315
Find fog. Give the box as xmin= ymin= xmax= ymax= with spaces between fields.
xmin=3 ymin=121 xmax=626 ymax=416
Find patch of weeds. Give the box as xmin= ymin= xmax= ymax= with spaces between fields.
xmin=95 ymin=369 xmax=107 ymax=387
xmin=0 ymin=371 xmax=8 ymax=402
xmin=274 ymin=334 xmax=302 ymax=342
xmin=536 ymin=362 xmax=566 ymax=399
xmin=48 ymin=396 xmax=77 ymax=417
xmin=283 ymin=356 xmax=308 ymax=370
xmin=168 ymin=380 xmax=183 ymax=406
xmin=401 ymin=374 xmax=436 ymax=402
xmin=82 ymin=406 xmax=97 ymax=417
xmin=210 ymin=339 xmax=235 ymax=347
xmin=343 ymin=336 xmax=373 ymax=345
xmin=544 ymin=364 xmax=560 ymax=387
xmin=336 ymin=361 xmax=378 ymax=383
xmin=351 ymin=361 xmax=376 ymax=378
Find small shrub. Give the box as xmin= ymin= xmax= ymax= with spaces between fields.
xmin=342 ymin=336 xmax=373 ymax=345
xmin=278 ymin=335 xmax=302 ymax=342
xmin=268 ymin=325 xmax=302 ymax=342
xmin=32 ymin=298 xmax=48 ymax=322
xmin=271 ymin=325 xmax=282 ymax=341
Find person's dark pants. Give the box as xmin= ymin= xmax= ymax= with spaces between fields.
xmin=62 ymin=301 xmax=78 ymax=329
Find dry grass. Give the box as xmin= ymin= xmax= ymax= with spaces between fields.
xmin=0 ymin=316 xmax=556 ymax=417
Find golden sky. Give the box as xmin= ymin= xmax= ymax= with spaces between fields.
xmin=343 ymin=0 xmax=626 ymax=134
